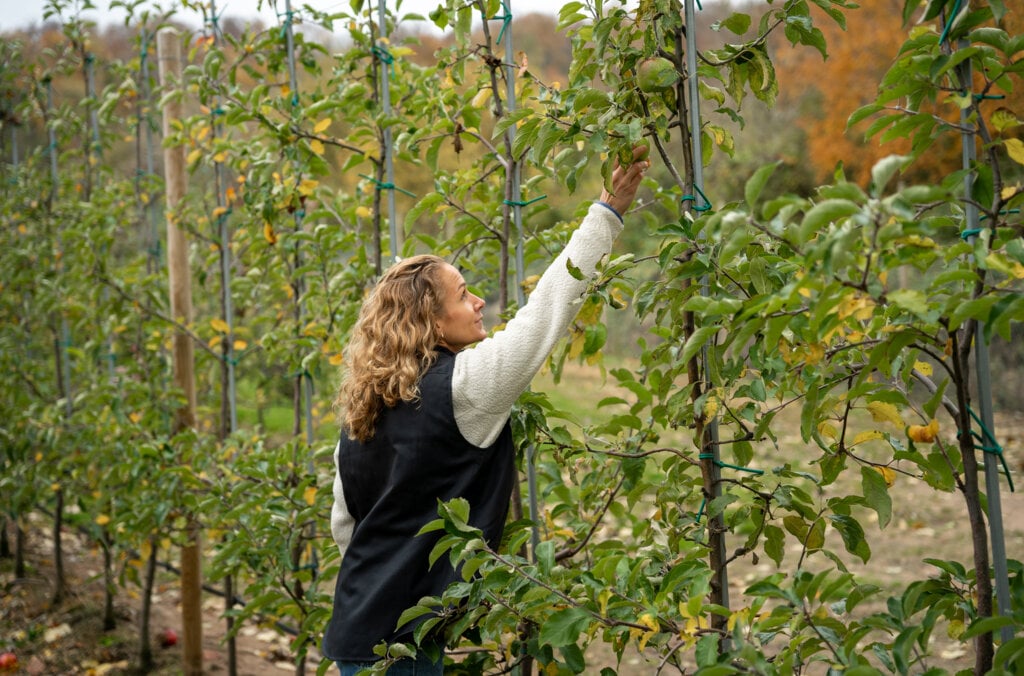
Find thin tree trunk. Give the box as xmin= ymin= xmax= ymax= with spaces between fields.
xmin=102 ymin=529 xmax=116 ymax=630
xmin=51 ymin=487 xmax=66 ymax=605
xmin=226 ymin=573 xmax=237 ymax=676
xmin=15 ymin=520 xmax=26 ymax=578
xmin=138 ymin=535 xmax=159 ymax=672
xmin=0 ymin=516 xmax=10 ymax=558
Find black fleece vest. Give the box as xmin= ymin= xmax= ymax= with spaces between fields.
xmin=322 ymin=348 xmax=516 ymax=662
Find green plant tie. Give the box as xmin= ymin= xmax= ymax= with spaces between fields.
xmin=698 ymin=452 xmax=764 ymax=475
xmin=975 ymin=94 xmax=1005 ymax=101
xmin=287 ymin=368 xmax=312 ymax=379
xmin=960 ymin=227 xmax=984 ymax=240
xmin=979 ymin=209 xmax=1020 ymax=222
xmin=939 ymin=0 xmax=962 ymax=45
xmin=207 ymin=6 xmax=223 ymax=34
xmin=503 ymin=195 xmax=546 ymax=207
xmin=965 ymin=406 xmax=1015 ymax=492
xmin=278 ymin=9 xmax=294 ymax=39
xmin=488 ymin=12 xmax=513 ymax=44
xmin=371 ymin=45 xmax=394 ymax=65
xmin=85 ymin=53 xmax=95 ymax=64
xmin=215 ymin=206 xmax=232 ymax=225
xmin=358 ymin=173 xmax=416 ymax=198
xmin=681 ymin=185 xmax=712 ymax=212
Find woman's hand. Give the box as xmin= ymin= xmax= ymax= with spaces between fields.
xmin=599 ymin=145 xmax=649 ymax=217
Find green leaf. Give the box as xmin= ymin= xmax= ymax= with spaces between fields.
xmin=887 ymin=289 xmax=931 ymax=319
xmin=799 ymin=199 xmax=861 ymax=243
xmin=764 ymin=524 xmax=785 ymax=566
xmin=745 ymin=162 xmax=779 ymax=212
xmin=829 ymin=514 xmax=871 ymax=563
xmin=719 ymin=13 xmax=751 ymax=35
xmin=538 ymin=607 xmax=592 ymax=647
xmin=860 ymin=466 xmax=892 ymax=529
xmin=681 ymin=325 xmax=720 ymax=365
xmin=870 ymin=155 xmax=911 ymax=196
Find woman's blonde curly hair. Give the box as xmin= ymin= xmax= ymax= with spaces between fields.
xmin=335 ymin=254 xmax=449 ymax=442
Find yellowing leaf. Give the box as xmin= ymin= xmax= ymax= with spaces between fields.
xmin=298 ymin=178 xmax=319 ymax=196
xmin=991 ymin=109 xmax=1020 ymax=133
xmin=210 ymin=317 xmax=230 ymax=333
xmin=852 ymin=430 xmax=884 ymax=446
xmin=633 ymin=613 xmax=660 ymax=651
xmin=355 ymin=205 xmax=372 ymax=219
xmin=818 ymin=422 xmax=838 ymax=440
xmin=908 ymin=418 xmax=939 ymax=443
xmin=329 ymin=352 xmax=344 ymax=366
xmin=213 ymin=150 xmax=228 ymax=163
xmin=867 ymin=401 xmax=904 ymax=427
xmin=702 ymin=395 xmax=719 ymax=420
xmin=95 ymin=514 xmax=111 ymax=526
xmin=309 ymin=139 xmax=325 ymax=155
xmin=470 ymin=87 xmax=492 ymax=109
xmin=129 ymin=411 xmax=142 ymax=424
xmin=233 ymin=339 xmax=247 ymax=350
xmin=264 ymin=221 xmax=277 ymax=245
xmin=1005 ymin=138 xmax=1024 ymax=166
xmin=314 ymin=118 xmax=331 ymax=134
xmin=208 ymin=335 xmax=223 ymax=349
xmin=186 ymin=149 xmax=202 ymax=165
xmin=874 ymin=465 xmax=897 ymax=487
xmin=913 ymin=360 xmax=933 ymax=376
xmin=304 ymin=486 xmax=317 ymax=506
xmin=212 ymin=206 xmax=228 ymax=220
xmin=805 ymin=342 xmax=825 ymax=366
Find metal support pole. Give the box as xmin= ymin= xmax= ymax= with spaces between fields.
xmin=376 ymin=0 xmax=399 ymax=262
xmin=500 ymin=0 xmax=540 ymax=560
xmin=957 ymin=35 xmax=1013 ymax=646
xmin=685 ymin=0 xmax=730 ymax=624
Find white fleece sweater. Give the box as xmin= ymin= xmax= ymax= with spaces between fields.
xmin=330 ymin=202 xmax=624 ymax=554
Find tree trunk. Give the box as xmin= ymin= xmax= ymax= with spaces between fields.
xmin=51 ymin=487 xmax=66 ymax=605
xmin=102 ymin=530 xmax=116 ymax=631
xmin=138 ymin=535 xmax=159 ymax=672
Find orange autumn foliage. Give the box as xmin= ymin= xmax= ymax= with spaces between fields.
xmin=774 ymin=0 xmax=1024 ymax=187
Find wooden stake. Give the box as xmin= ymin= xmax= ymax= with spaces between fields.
xmin=157 ymin=27 xmax=203 ymax=676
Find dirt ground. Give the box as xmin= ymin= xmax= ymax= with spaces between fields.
xmin=2 ymin=413 xmax=1022 ymax=675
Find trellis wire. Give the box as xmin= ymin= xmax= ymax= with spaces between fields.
xmin=685 ymin=0 xmax=730 ymax=626
xmin=954 ymin=25 xmax=1014 ymax=645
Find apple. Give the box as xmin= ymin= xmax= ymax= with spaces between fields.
xmin=637 ymin=57 xmax=679 ymax=92
xmin=159 ymin=628 xmax=178 ymax=648
xmin=0 ymin=652 xmax=18 ymax=671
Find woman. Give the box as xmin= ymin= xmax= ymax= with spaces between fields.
xmin=323 ymin=148 xmax=647 ymax=674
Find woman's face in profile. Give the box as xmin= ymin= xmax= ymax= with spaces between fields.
xmin=435 ymin=263 xmax=486 ymax=352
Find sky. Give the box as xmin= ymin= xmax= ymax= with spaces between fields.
xmin=0 ymin=0 xmax=563 ymax=34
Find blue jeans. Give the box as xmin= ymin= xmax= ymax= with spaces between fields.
xmin=337 ymin=650 xmax=443 ymax=675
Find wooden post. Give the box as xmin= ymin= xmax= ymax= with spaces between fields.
xmin=157 ymin=27 xmax=203 ymax=676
